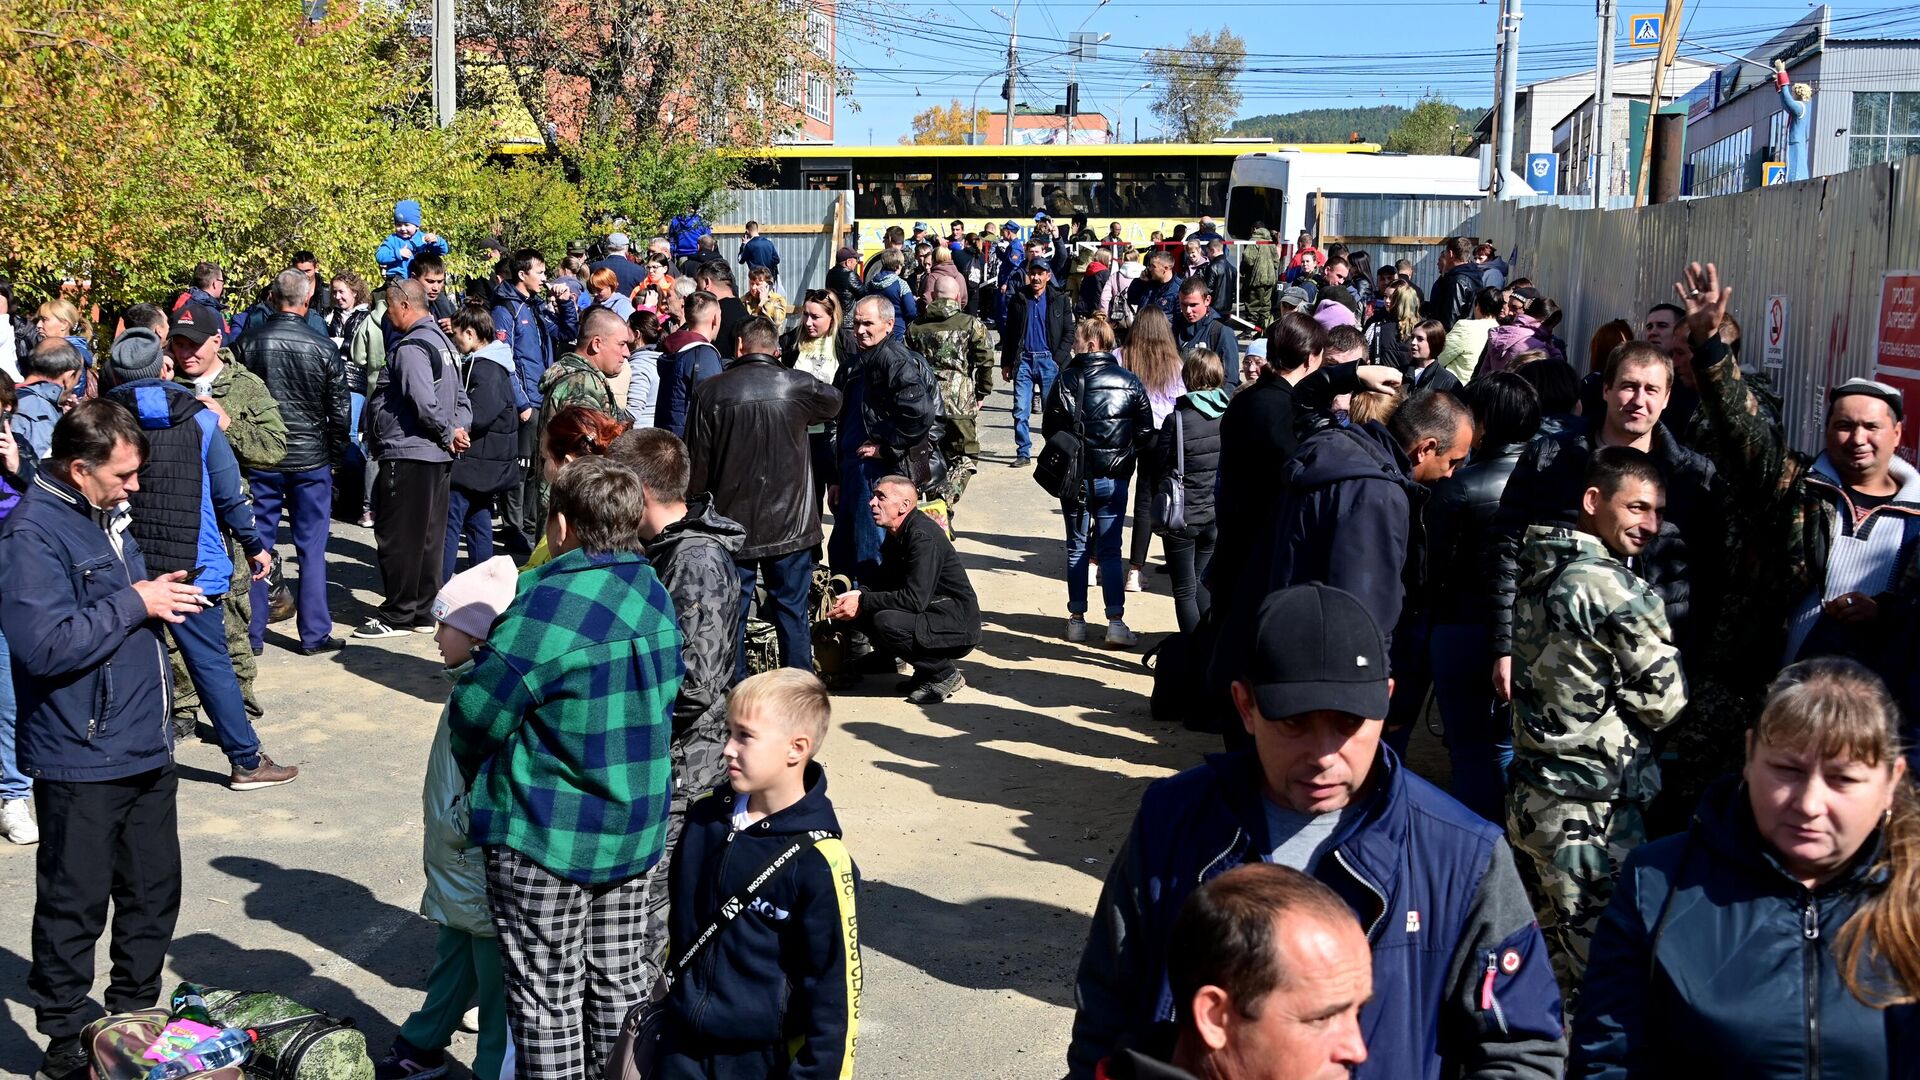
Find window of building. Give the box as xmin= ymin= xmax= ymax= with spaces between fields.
xmin=807 ymin=9 xmax=832 ymax=55
xmin=1849 ymin=91 xmax=1920 ymax=168
xmin=777 ymin=67 xmax=802 ymax=109
xmin=805 ymin=74 xmax=830 ymax=123
xmin=1767 ymin=109 xmax=1788 ymax=161
xmin=1688 ymin=126 xmax=1751 ymax=197
xmin=854 ymin=172 xmax=934 ymax=217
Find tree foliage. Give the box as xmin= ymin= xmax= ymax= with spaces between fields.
xmin=1228 ymin=103 xmax=1467 ymax=145
xmin=1144 ymin=28 xmax=1246 ymax=144
xmin=904 ymin=100 xmax=990 ymax=145
xmin=1383 ymin=96 xmax=1471 ymax=155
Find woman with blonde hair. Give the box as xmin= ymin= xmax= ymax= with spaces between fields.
xmin=1365 ymin=281 xmax=1422 ymax=369
xmin=1120 ymin=307 xmax=1184 ymax=591
xmin=1573 ymin=657 xmax=1920 ymax=1075
xmin=34 ymin=297 xmax=95 ymax=397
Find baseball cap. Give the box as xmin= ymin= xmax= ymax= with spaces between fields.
xmin=1830 ymin=378 xmax=1904 ymax=421
xmin=1276 ymin=284 xmax=1314 ymax=313
xmin=607 ymin=232 xmax=631 ymax=252
xmin=1002 ymin=220 xmax=1020 ymax=232
xmin=1244 ymin=585 xmax=1389 ymax=721
xmin=168 ymin=301 xmax=222 ymax=346
xmin=912 ymin=221 xmax=929 ymax=233
xmin=1034 ymin=211 xmax=1050 ymax=222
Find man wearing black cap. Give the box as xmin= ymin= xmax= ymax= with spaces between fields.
xmin=1668 ymin=262 xmax=1920 ymax=805
xmin=827 ymin=245 xmax=864 ymax=319
xmin=1070 ymin=584 xmax=1564 ymax=1080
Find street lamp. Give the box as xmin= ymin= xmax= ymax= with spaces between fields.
xmin=1115 ymin=81 xmax=1152 ymax=144
xmin=969 ymin=70 xmax=1002 ymax=145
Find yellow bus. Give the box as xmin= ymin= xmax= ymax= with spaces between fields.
xmin=741 ymin=142 xmax=1383 ymax=252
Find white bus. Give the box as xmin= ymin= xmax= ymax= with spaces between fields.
xmin=1223 ymin=151 xmax=1528 ymax=242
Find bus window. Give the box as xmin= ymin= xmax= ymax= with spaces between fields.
xmin=803 ymin=171 xmax=848 ymax=192
xmin=951 ymin=170 xmax=1022 ymax=218
xmin=1200 ymin=169 xmax=1230 ymax=215
xmin=1027 ymin=171 xmax=1103 ymax=219
xmin=1111 ymin=169 xmax=1192 ymax=217
xmin=854 ymin=172 xmax=933 ymax=217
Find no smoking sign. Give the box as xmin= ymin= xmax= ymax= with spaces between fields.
xmin=1764 ymin=294 xmax=1788 ymax=371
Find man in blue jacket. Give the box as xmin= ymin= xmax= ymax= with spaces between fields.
xmin=0 ymin=400 xmax=210 ymax=1080
xmin=489 ymin=248 xmax=577 ymax=555
xmin=1069 ymin=584 xmax=1566 ymax=1080
xmin=735 ymin=220 xmax=781 ymax=284
xmin=101 ymin=319 xmax=297 ymax=791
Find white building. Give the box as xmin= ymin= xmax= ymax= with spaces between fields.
xmin=1473 ymin=57 xmax=1717 ymax=186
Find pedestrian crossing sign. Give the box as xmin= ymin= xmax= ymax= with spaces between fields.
xmin=1762 ymin=162 xmax=1788 ymax=186
xmin=1629 ymin=14 xmax=1663 ymax=48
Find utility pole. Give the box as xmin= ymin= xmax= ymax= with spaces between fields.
xmin=1004 ymin=2 xmax=1020 ymax=145
xmin=432 ymin=0 xmax=456 ymax=127
xmin=1495 ymin=0 xmax=1524 ymax=197
xmin=1634 ymin=0 xmax=1686 ymax=206
xmin=1594 ymin=0 xmax=1615 ymax=206
xmin=1490 ymin=0 xmax=1507 ymax=190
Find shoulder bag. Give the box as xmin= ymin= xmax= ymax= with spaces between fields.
xmin=1034 ymin=374 xmax=1088 ymax=505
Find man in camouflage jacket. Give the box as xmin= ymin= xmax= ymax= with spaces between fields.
xmin=1507 ymin=446 xmax=1687 ymax=1001
xmin=534 ymin=307 xmax=634 ymax=513
xmin=905 ymin=275 xmax=993 ymax=501
xmin=170 ymin=343 xmax=286 ymax=733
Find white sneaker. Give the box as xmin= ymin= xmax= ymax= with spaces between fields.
xmin=1 ymin=798 xmax=39 ymax=845
xmin=1125 ymin=566 xmax=1144 ymax=593
xmin=458 ymin=1005 xmax=480 ymax=1033
xmin=1104 ymin=619 xmax=1138 ymax=649
xmin=1065 ymin=616 xmax=1089 ymax=643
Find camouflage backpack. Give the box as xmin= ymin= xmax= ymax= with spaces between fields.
xmin=743 ymin=618 xmax=781 ymax=678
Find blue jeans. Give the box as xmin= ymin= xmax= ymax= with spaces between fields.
xmin=1065 ymin=475 xmax=1129 ymax=619
xmin=830 ymin=453 xmax=885 ymax=586
xmin=1011 ymin=352 xmax=1059 ymax=459
xmin=736 ymin=548 xmax=816 ymax=681
xmin=1382 ymin=612 xmax=1432 ymax=760
xmin=248 ymin=466 xmax=333 ymax=651
xmin=170 ymin=602 xmax=262 ymax=770
xmin=444 ymin=485 xmax=496 ymax=583
xmin=1430 ymin=622 xmax=1512 ymax=823
xmin=0 ymin=628 xmax=27 ymax=800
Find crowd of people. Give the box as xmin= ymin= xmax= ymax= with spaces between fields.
xmin=0 ymin=188 xmax=1917 ymax=1080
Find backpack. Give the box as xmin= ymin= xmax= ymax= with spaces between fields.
xmin=84 ymin=989 xmax=371 ymax=1080
xmin=809 ymin=568 xmax=859 ymax=689
xmin=1142 ymin=611 xmax=1230 ymax=734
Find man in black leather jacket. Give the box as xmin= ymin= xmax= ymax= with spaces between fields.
xmin=684 ymin=316 xmax=843 ymax=678
xmin=236 ymin=269 xmax=351 ymax=653
xmin=1423 ymin=236 xmax=1488 ymax=331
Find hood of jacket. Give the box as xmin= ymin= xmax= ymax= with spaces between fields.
xmin=923 ymin=297 xmax=964 ymax=321
xmin=1516 ymin=523 xmax=1612 ymax=590
xmin=472 ymin=339 xmax=517 ymax=378
xmin=1180 ymin=387 xmax=1230 ymax=419
xmin=1251 ymin=226 xmax=1273 ymax=242
xmin=1285 ymin=420 xmax=1416 ymax=492
xmin=648 ymin=492 xmax=747 ymax=563
xmin=661 ymin=328 xmax=706 ymax=355
xmin=107 ymin=378 xmax=199 ymax=430
xmin=870 ymin=268 xmax=904 ymax=292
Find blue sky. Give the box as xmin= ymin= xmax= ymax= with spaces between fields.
xmin=829 ymin=1 xmax=1920 ymax=143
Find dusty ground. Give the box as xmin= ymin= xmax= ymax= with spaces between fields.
xmin=0 ymin=383 xmax=1451 ymax=1077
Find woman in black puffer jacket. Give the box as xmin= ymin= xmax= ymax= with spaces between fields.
xmin=1423 ymin=372 xmax=1540 ymax=823
xmin=1043 ymin=317 xmax=1152 ymax=649
xmin=1153 ymin=346 xmax=1227 ymax=635
xmin=1572 ymin=657 xmax=1920 ymax=1079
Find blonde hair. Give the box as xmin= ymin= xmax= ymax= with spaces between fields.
xmin=1754 ymin=658 xmax=1918 ymax=1006
xmin=37 ymin=298 xmax=82 ymax=334
xmin=1076 ymin=316 xmax=1116 ymax=353
xmin=730 ymin=668 xmax=832 ymax=748
xmin=1348 ymin=385 xmax=1404 ymax=427
xmin=1391 ymin=284 xmax=1421 ymax=339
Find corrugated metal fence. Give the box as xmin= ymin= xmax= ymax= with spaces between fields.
xmin=708 ymin=190 xmax=845 ymax=296
xmin=1466 ymin=159 xmax=1913 ymax=453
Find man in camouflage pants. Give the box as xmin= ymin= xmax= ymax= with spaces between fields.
xmin=1507 ymin=446 xmax=1688 ymax=1004
xmin=905 ymin=274 xmax=994 ymax=502
xmin=170 ymin=343 xmax=287 ymax=736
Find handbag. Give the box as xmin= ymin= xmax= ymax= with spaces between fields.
xmin=1152 ymin=408 xmax=1187 ymax=536
xmin=1033 ymin=376 xmax=1088 ymax=504
xmin=605 ymin=829 xmax=842 ymax=1080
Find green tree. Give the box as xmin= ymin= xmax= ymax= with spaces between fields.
xmin=905 ymin=100 xmax=990 ymax=145
xmin=1384 ymin=96 xmax=1468 ymax=155
xmin=1143 ymin=28 xmax=1246 ymax=144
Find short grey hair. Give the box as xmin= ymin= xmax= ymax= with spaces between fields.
xmin=854 ymin=295 xmax=896 ymax=326
xmin=270 ymin=268 xmax=314 ymax=309
xmin=672 ymin=276 xmax=699 ymax=299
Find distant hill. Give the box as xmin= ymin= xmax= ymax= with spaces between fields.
xmin=1229 ymin=103 xmax=1482 ymax=146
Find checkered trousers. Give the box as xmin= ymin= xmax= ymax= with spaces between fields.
xmin=486 ymin=845 xmax=650 ymax=1080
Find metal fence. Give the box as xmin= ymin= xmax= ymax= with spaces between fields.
xmin=1313 ymin=195 xmax=1487 ymax=294
xmin=707 ymin=189 xmax=845 ymax=296
xmin=1465 ymin=159 xmax=1913 ymax=453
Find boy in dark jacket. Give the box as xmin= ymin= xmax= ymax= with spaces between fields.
xmin=659 ymin=669 xmax=861 ymax=1080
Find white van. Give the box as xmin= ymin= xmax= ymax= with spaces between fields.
xmin=1224 ymin=151 xmax=1525 ymax=241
